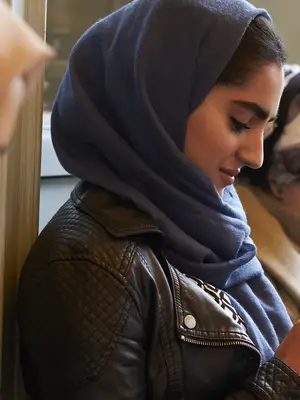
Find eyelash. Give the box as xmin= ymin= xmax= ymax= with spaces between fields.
xmin=230 ymin=117 xmax=251 ymax=134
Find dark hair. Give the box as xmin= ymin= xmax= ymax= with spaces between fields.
xmin=218 ymin=16 xmax=286 ymax=86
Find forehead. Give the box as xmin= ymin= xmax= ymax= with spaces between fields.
xmin=221 ymin=64 xmax=285 ymax=116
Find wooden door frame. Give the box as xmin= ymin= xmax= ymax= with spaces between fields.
xmin=0 ymin=0 xmax=47 ymax=397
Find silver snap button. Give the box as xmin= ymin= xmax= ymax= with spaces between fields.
xmin=184 ymin=314 xmax=196 ymax=329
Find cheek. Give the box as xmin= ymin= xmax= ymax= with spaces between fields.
xmin=185 ymin=114 xmax=236 ymax=165
xmin=185 ymin=116 xmax=217 ymax=166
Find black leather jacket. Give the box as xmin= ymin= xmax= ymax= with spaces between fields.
xmin=17 ymin=182 xmax=300 ymax=399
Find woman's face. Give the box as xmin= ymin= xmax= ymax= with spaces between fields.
xmin=185 ymin=64 xmax=284 ymax=196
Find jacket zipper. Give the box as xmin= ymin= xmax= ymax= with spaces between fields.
xmin=180 ymin=335 xmax=262 ymax=363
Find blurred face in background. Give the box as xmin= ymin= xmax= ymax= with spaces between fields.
xmin=268 ymin=93 xmax=300 ymax=214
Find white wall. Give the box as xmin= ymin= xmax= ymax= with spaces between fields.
xmin=39 ymin=177 xmax=79 ymax=232
xmin=251 ymin=0 xmax=300 ymax=64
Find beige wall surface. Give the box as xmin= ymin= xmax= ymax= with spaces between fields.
xmin=251 ymin=0 xmax=300 ymax=64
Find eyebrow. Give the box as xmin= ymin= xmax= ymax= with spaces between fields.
xmin=233 ymin=100 xmax=277 ymax=122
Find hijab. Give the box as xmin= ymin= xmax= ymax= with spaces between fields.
xmin=51 ymin=0 xmax=292 ymax=361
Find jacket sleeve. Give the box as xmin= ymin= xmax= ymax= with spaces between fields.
xmin=17 ymin=260 xmax=147 ymax=400
xmin=225 ymin=357 xmax=300 ymax=400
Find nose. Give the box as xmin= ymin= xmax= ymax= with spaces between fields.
xmin=237 ymin=130 xmax=264 ymax=170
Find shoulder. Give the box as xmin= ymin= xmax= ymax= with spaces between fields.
xmin=19 ymin=182 xmax=165 ymax=307
xmin=17 ymin=186 xmax=165 ymax=394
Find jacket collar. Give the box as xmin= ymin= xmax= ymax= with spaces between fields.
xmin=71 ymin=181 xmax=163 ymax=239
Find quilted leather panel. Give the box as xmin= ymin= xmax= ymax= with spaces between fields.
xmin=247 ymin=357 xmax=300 ymax=399
xmin=19 ymin=258 xmax=134 ymax=390
xmin=41 ymin=199 xmax=132 ymax=276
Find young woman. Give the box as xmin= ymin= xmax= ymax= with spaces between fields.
xmin=17 ymin=0 xmax=300 ymax=398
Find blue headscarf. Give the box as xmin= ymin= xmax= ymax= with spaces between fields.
xmin=51 ymin=0 xmax=292 ymax=361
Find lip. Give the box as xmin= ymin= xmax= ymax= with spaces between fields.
xmin=219 ymin=168 xmax=240 ymax=186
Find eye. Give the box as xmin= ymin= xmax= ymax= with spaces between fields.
xmin=230 ymin=117 xmax=251 ymax=134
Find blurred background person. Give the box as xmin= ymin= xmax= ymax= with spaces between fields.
xmin=0 ymin=1 xmax=54 ymax=153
